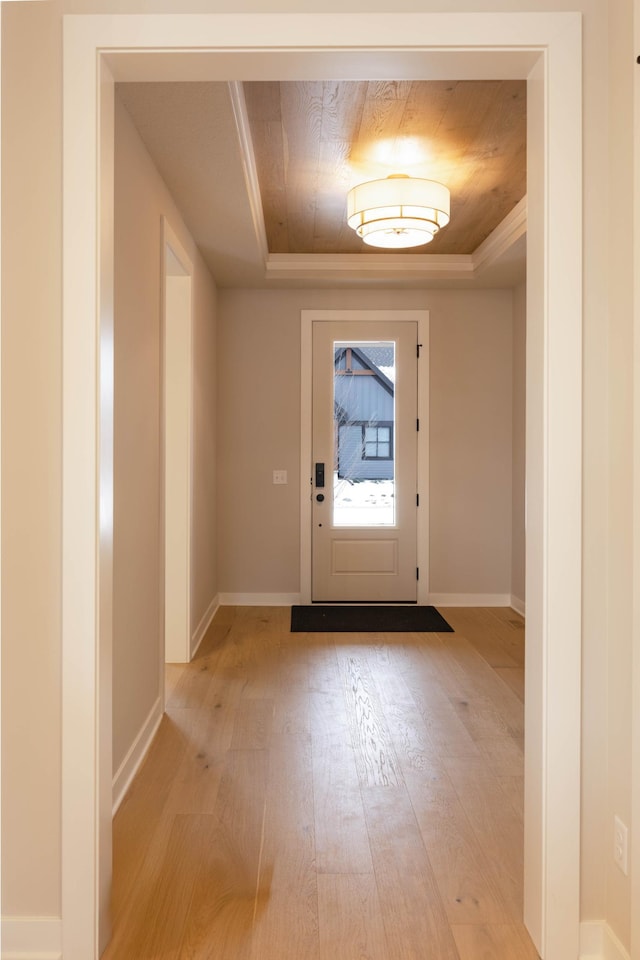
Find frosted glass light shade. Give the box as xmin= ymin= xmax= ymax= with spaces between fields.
xmin=347 ymin=174 xmax=450 ymax=249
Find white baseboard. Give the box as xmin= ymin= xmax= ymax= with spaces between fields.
xmin=112 ymin=696 xmax=163 ymax=815
xmin=428 ymin=592 xmax=512 ymax=607
xmin=580 ymin=922 xmax=631 ymax=960
xmin=191 ymin=593 xmax=220 ymax=658
xmin=218 ymin=592 xmax=301 ymax=606
xmin=510 ymin=594 xmax=526 ymax=617
xmin=1 ymin=917 xmax=62 ymax=959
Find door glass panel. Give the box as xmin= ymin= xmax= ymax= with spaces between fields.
xmin=333 ymin=341 xmax=395 ymax=526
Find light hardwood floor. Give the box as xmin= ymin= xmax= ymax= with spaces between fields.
xmin=104 ymin=605 xmax=539 ymax=960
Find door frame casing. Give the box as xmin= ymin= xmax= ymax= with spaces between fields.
xmin=300 ymin=309 xmax=430 ymax=605
xmin=161 ymin=217 xmax=194 ymax=666
xmin=61 ymin=13 xmax=582 ymax=960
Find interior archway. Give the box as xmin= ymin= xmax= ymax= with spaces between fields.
xmin=61 ymin=13 xmax=582 ymax=959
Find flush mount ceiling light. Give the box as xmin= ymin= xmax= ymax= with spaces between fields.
xmin=347 ymin=173 xmax=450 ymax=249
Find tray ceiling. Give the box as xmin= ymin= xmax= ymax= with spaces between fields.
xmin=244 ymin=79 xmax=526 ymax=257
xmin=117 ymin=79 xmax=527 ymax=288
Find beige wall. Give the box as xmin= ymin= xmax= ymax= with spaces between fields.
xmin=429 ymin=290 xmax=513 ymax=596
xmin=113 ymin=96 xmax=218 ymax=775
xmin=511 ymin=281 xmax=526 ymax=608
xmin=217 ymin=290 xmax=301 ymax=594
xmin=218 ymin=288 xmax=514 ymax=598
xmin=0 ymin=0 xmax=635 ymax=955
xmin=1 ymin=0 xmax=63 ymax=916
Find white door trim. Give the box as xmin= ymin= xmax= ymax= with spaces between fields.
xmin=300 ymin=309 xmax=429 ymax=605
xmin=632 ymin=2 xmax=640 ymax=957
xmin=161 ymin=217 xmax=194 ymax=665
xmin=61 ymin=12 xmax=582 ymax=960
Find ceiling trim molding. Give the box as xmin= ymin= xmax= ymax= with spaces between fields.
xmin=472 ymin=194 xmax=527 ymax=274
xmin=265 ymin=252 xmax=476 ymax=281
xmin=228 ymin=80 xmax=270 ymax=264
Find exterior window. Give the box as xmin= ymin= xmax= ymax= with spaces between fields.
xmin=363 ymin=424 xmax=393 ymax=460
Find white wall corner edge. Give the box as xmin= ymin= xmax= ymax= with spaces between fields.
xmin=111 ymin=696 xmax=163 ymax=815
xmin=191 ymin=593 xmax=220 ymax=658
xmin=428 ymin=593 xmax=512 ymax=607
xmin=579 ymin=921 xmax=632 ymax=960
xmin=0 ymin=917 xmax=62 ymax=960
xmin=218 ymin=592 xmax=301 ymax=606
xmin=510 ymin=594 xmax=526 ymax=617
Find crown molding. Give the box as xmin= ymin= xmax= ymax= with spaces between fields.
xmin=472 ymin=195 xmax=527 ymax=273
xmin=265 ymin=252 xmax=476 ymax=281
xmin=228 ymin=80 xmax=270 ymax=264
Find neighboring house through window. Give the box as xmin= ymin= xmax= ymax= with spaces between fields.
xmin=334 ymin=343 xmax=395 ymax=481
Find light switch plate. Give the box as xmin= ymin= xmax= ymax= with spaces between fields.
xmin=273 ymin=470 xmax=288 ymax=485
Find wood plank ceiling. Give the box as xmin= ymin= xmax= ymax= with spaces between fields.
xmin=244 ymin=80 xmax=526 ymax=256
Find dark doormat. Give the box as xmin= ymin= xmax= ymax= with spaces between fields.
xmin=290 ymin=604 xmax=453 ymax=633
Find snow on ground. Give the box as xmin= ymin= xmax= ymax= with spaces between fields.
xmin=333 ymin=475 xmax=395 ymax=526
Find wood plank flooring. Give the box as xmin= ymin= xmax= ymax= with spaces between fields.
xmin=103 ymin=605 xmax=538 ymax=960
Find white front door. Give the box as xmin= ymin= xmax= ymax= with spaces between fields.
xmin=311 ymin=319 xmax=418 ymax=602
